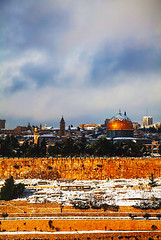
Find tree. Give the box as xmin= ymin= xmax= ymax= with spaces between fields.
xmin=85 ymin=143 xmax=93 ymax=156
xmin=101 ymin=203 xmax=109 ymax=212
xmin=48 ymin=220 xmax=55 ymax=229
xmin=2 ymin=212 xmax=8 ymax=220
xmin=151 ymin=225 xmax=157 ymax=230
xmin=157 ymin=214 xmax=161 ymax=220
xmin=159 ymin=145 xmax=161 ymax=155
xmin=60 ymin=203 xmax=64 ymax=213
xmin=26 ymin=144 xmax=40 ymax=157
xmin=0 ymin=135 xmax=20 ymax=157
xmin=129 ymin=213 xmax=137 ymax=220
xmin=114 ymin=141 xmax=145 ymax=157
xmin=0 ymin=176 xmax=25 ymax=200
xmin=101 ymin=203 xmax=119 ymax=212
xmin=40 ymin=138 xmax=46 ymax=156
xmin=92 ymin=137 xmax=113 ymax=156
xmin=14 ymin=183 xmax=25 ymax=198
xmin=0 ymin=176 xmax=15 ymax=200
xmin=143 ymin=213 xmax=151 ymax=220
xmin=61 ymin=138 xmax=76 ymax=156
xmin=129 ymin=141 xmax=145 ymax=157
xmin=21 ymin=140 xmax=29 ymax=157
xmin=149 ymin=173 xmax=157 ymax=188
xmin=48 ymin=142 xmax=62 ymax=156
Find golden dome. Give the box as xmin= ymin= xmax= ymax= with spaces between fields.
xmin=107 ymin=112 xmax=133 ymax=130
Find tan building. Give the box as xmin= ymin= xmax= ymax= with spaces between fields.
xmin=79 ymin=123 xmax=101 ymax=130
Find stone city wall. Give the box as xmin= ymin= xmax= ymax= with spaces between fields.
xmin=0 ymin=157 xmax=161 ymax=180
xmin=1 ymin=232 xmax=161 ymax=240
xmin=1 ymin=219 xmax=161 ymax=232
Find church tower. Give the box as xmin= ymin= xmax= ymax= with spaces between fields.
xmin=59 ymin=116 xmax=65 ymax=136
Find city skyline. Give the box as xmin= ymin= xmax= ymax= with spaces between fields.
xmin=1 ymin=111 xmax=158 ymax=130
xmin=1 ymin=0 xmax=161 ymax=128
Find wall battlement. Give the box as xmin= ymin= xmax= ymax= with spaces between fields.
xmin=0 ymin=157 xmax=161 ymax=180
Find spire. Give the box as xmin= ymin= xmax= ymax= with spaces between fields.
xmin=124 ymin=111 xmax=126 ymax=116
xmin=119 ymin=109 xmax=121 ymax=115
xmin=60 ymin=115 xmax=65 ymax=123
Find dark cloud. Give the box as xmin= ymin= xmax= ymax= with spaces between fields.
xmin=21 ymin=64 xmax=57 ymax=88
xmin=0 ymin=0 xmax=70 ymax=53
xmin=115 ymin=46 xmax=161 ymax=73
xmin=0 ymin=0 xmax=12 ymax=7
xmin=1 ymin=0 xmax=161 ymax=127
xmin=4 ymin=77 xmax=28 ymax=94
xmin=91 ymin=45 xmax=161 ymax=85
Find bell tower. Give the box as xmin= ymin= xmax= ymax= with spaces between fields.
xmin=59 ymin=116 xmax=65 ymax=136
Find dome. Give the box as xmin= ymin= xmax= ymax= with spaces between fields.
xmin=34 ymin=127 xmax=38 ymax=132
xmin=107 ymin=112 xmax=133 ymax=131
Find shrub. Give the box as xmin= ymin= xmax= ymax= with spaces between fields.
xmin=149 ymin=173 xmax=157 ymax=187
xmin=101 ymin=203 xmax=119 ymax=212
xmin=48 ymin=220 xmax=54 ymax=229
xmin=73 ymin=201 xmax=90 ymax=209
xmin=13 ymin=164 xmax=19 ymax=169
xmin=47 ymin=166 xmax=53 ymax=170
xmin=55 ymin=227 xmax=60 ymax=231
xmin=143 ymin=213 xmax=151 ymax=220
xmin=129 ymin=213 xmax=137 ymax=220
xmin=151 ymin=225 xmax=157 ymax=230
xmin=0 ymin=176 xmax=25 ymax=200
xmin=157 ymin=214 xmax=161 ymax=220
xmin=2 ymin=212 xmax=8 ymax=219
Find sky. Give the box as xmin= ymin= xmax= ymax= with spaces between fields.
xmin=0 ymin=0 xmax=161 ymax=128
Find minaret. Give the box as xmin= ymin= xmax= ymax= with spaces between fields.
xmin=34 ymin=127 xmax=39 ymax=144
xmin=59 ymin=116 xmax=65 ymax=136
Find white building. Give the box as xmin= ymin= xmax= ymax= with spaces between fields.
xmin=142 ymin=116 xmax=153 ymax=127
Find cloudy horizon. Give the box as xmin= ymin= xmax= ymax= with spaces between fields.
xmin=0 ymin=0 xmax=161 ymax=128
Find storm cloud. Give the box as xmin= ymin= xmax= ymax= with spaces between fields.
xmin=0 ymin=0 xmax=161 ymax=127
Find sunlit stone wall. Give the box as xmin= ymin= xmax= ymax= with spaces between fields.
xmin=0 ymin=157 xmax=161 ymax=180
